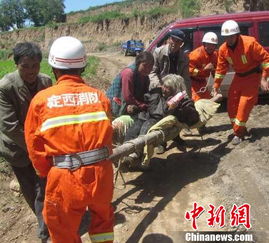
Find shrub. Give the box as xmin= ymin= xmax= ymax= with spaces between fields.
xmin=0 ymin=49 xmax=12 ymax=60
xmin=179 ymin=0 xmax=201 ymax=18
xmin=83 ymin=56 xmax=100 ymax=76
xmin=0 ymin=60 xmax=15 ymax=78
xmin=79 ymin=11 xmax=126 ymax=24
xmin=97 ymin=43 xmax=107 ymax=52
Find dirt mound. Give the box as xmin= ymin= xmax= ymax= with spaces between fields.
xmin=0 ymin=0 xmax=245 ymax=53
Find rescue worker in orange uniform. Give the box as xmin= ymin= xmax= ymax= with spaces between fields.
xmin=189 ymin=32 xmax=218 ymax=102
xmin=24 ymin=36 xmax=114 ymax=243
xmin=212 ymin=20 xmax=269 ymax=145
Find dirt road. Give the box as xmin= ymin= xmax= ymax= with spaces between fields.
xmin=0 ymin=52 xmax=269 ymax=243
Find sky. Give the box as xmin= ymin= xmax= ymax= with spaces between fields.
xmin=64 ymin=0 xmax=124 ymax=13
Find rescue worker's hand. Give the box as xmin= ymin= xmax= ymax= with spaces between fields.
xmin=211 ymin=87 xmax=220 ymax=97
xmin=127 ymin=105 xmax=139 ymax=114
xmin=204 ymin=63 xmax=215 ymax=71
xmin=260 ymin=77 xmax=269 ymax=92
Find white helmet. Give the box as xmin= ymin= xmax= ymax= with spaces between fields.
xmin=221 ymin=20 xmax=240 ymax=36
xmin=202 ymin=32 xmax=218 ymax=44
xmin=48 ymin=36 xmax=87 ymax=69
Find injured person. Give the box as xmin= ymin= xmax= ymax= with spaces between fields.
xmin=117 ymin=74 xmax=219 ymax=171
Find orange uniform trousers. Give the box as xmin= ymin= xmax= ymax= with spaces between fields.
xmin=191 ymin=79 xmax=211 ymax=102
xmin=43 ymin=160 xmax=114 ymax=243
xmin=227 ymin=72 xmax=260 ymax=138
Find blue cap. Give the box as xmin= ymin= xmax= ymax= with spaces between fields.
xmin=169 ymin=29 xmax=185 ymax=41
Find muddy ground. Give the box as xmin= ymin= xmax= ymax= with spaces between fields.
xmin=0 ymin=52 xmax=269 ymax=243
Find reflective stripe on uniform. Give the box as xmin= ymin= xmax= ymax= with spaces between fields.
xmin=230 ymin=118 xmax=235 ymax=123
xmin=233 ymin=118 xmax=246 ymax=127
xmin=90 ymin=232 xmax=114 ymax=242
xmin=226 ymin=57 xmax=233 ymax=64
xmin=262 ymin=62 xmax=269 ymax=68
xmin=241 ymin=55 xmax=248 ymax=64
xmin=41 ymin=111 xmax=108 ymax=132
xmin=193 ymin=68 xmax=199 ymax=76
xmin=215 ymin=73 xmax=225 ymax=79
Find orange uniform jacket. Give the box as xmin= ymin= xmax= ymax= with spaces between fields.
xmin=25 ymin=74 xmax=114 ymax=243
xmin=189 ymin=45 xmax=218 ymax=101
xmin=214 ymin=35 xmax=269 ymax=89
xmin=189 ymin=45 xmax=218 ymax=82
xmin=25 ymin=75 xmax=113 ymax=177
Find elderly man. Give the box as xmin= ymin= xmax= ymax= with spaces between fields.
xmin=0 ymin=42 xmax=52 ymax=242
xmin=149 ymin=29 xmax=192 ymax=98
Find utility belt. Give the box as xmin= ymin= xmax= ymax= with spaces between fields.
xmin=53 ymin=147 xmax=109 ymax=170
xmin=236 ymin=65 xmax=261 ymax=77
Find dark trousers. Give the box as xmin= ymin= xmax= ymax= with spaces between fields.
xmin=124 ymin=117 xmax=183 ymax=150
xmin=12 ymin=163 xmax=49 ymax=240
xmin=124 ymin=118 xmax=160 ymax=142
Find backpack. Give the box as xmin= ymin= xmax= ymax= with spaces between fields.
xmin=106 ymin=64 xmax=136 ymax=118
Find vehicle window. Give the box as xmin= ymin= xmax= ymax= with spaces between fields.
xmin=182 ymin=29 xmax=194 ymax=54
xmin=156 ymin=33 xmax=169 ymax=47
xmin=239 ymin=25 xmax=249 ymax=35
xmin=258 ymin=22 xmax=269 ymax=47
xmin=200 ymin=24 xmax=250 ymax=48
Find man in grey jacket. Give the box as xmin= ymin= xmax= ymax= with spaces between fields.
xmin=149 ymin=29 xmax=192 ymax=98
xmin=0 ymin=42 xmax=52 ymax=242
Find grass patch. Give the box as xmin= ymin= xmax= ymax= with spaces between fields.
xmin=0 ymin=49 xmax=12 ymax=60
xmin=96 ymin=42 xmax=122 ymax=53
xmin=138 ymin=7 xmax=176 ymax=18
xmin=79 ymin=10 xmax=126 ymax=24
xmin=179 ymin=0 xmax=201 ymax=18
xmin=97 ymin=43 xmax=108 ymax=52
xmin=78 ymin=4 xmax=176 ymax=24
xmin=0 ymin=56 xmax=100 ymax=83
xmin=0 ymin=60 xmax=16 ymax=78
xmin=83 ymin=56 xmax=100 ymax=77
xmin=0 ymin=59 xmax=56 ymax=82
xmin=40 ymin=60 xmax=55 ymax=82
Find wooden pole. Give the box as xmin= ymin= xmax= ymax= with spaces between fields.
xmin=109 ymin=126 xmax=179 ymax=162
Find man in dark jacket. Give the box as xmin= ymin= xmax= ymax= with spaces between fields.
xmin=149 ymin=29 xmax=192 ymax=98
xmin=0 ymin=42 xmax=52 ymax=242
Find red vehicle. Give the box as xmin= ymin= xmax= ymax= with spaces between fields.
xmin=147 ymin=11 xmax=269 ymax=97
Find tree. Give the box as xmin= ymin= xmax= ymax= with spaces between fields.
xmin=45 ymin=0 xmax=65 ymax=23
xmin=0 ymin=9 xmax=12 ymax=31
xmin=11 ymin=0 xmax=26 ymax=28
xmin=22 ymin=0 xmax=43 ymax=27
xmin=0 ymin=0 xmax=65 ymax=30
xmin=22 ymin=0 xmax=65 ymax=27
xmin=0 ymin=0 xmax=26 ymax=30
